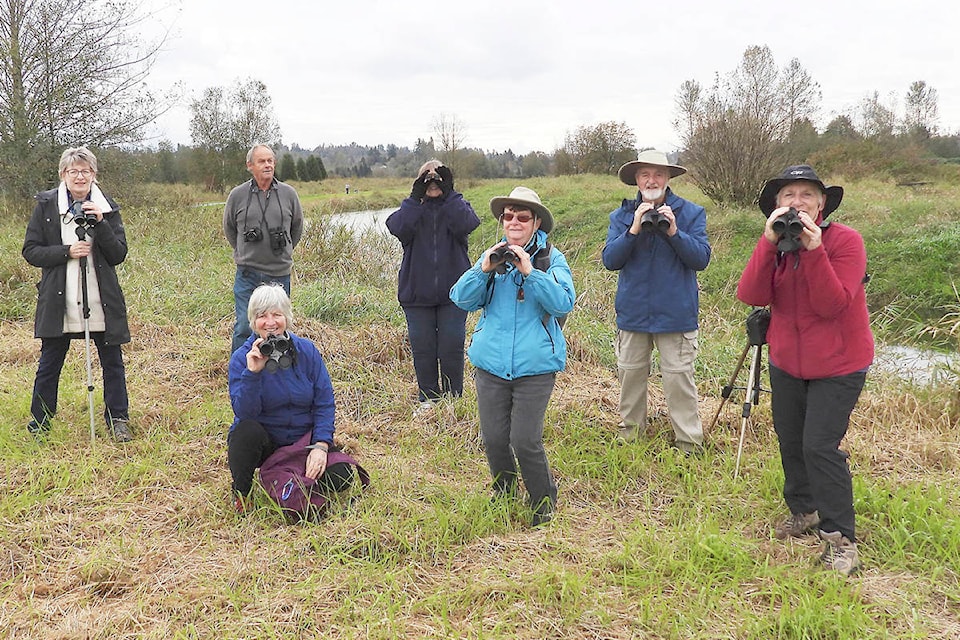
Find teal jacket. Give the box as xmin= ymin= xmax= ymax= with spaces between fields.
xmin=450 ymin=229 xmax=575 ymax=380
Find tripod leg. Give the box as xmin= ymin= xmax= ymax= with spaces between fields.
xmin=734 ymin=345 xmax=761 ymax=479
xmin=707 ymin=341 xmax=751 ymax=433
xmin=79 ymin=253 xmax=96 ymax=444
xmin=84 ymin=322 xmax=95 ymax=443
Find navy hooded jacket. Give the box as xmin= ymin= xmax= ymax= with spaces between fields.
xmin=385 ymin=191 xmax=480 ymax=307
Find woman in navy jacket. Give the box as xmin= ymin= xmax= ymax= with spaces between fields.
xmin=228 ymin=284 xmax=352 ymax=513
xmin=386 ymin=160 xmax=480 ymax=410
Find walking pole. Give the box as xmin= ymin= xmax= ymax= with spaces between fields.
xmin=707 ymin=341 xmax=751 ymax=433
xmin=734 ymin=344 xmax=763 ymax=479
xmin=76 ymin=224 xmax=97 ymax=444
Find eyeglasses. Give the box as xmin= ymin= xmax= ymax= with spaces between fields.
xmin=500 ymin=211 xmax=534 ymax=223
xmin=65 ymin=169 xmax=93 ymax=178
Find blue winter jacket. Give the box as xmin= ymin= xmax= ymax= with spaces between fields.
xmin=385 ymin=191 xmax=480 ymax=307
xmin=602 ymin=188 xmax=711 ymax=333
xmin=450 ymin=229 xmax=575 ymax=380
xmin=228 ymin=332 xmax=335 ymax=446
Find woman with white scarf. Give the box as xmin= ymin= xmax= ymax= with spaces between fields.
xmin=22 ymin=146 xmax=133 ymax=442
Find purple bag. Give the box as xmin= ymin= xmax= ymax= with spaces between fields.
xmin=259 ymin=431 xmax=370 ymax=520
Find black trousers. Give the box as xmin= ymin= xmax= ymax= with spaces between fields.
xmin=769 ymin=365 xmax=866 ymax=541
xmin=227 ymin=419 xmax=353 ymax=496
xmin=31 ymin=333 xmax=129 ymax=427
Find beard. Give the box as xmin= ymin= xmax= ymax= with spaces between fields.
xmin=640 ymin=187 xmax=664 ymax=202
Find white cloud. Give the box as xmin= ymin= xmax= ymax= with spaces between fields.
xmin=143 ymin=0 xmax=960 ymax=153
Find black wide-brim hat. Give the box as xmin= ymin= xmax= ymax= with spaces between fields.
xmin=757 ymin=165 xmax=843 ymax=218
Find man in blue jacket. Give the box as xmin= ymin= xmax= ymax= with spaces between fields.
xmin=602 ymin=150 xmax=711 ymax=452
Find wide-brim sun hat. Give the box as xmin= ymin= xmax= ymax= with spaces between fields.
xmin=617 ymin=149 xmax=687 ymax=185
xmin=489 ymin=186 xmax=554 ymax=233
xmin=757 ymin=165 xmax=844 ymax=218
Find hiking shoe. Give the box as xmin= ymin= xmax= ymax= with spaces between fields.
xmin=819 ymin=530 xmax=860 ymax=576
xmin=616 ymin=424 xmax=639 ymax=443
xmin=775 ymin=511 xmax=820 ymax=539
xmin=414 ymin=400 xmax=436 ymax=417
xmin=27 ymin=420 xmax=51 ymax=438
xmin=109 ymin=418 xmax=133 ymax=442
xmin=234 ymin=493 xmax=253 ymax=515
xmin=673 ymin=441 xmax=705 ymax=457
xmin=531 ymin=498 xmax=555 ymax=528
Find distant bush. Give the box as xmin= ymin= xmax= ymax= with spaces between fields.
xmin=809 ymin=140 xmax=957 ymax=183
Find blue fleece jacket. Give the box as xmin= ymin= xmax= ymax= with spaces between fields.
xmin=228 ymin=332 xmax=335 ymax=446
xmin=602 ymin=188 xmax=711 ymax=333
xmin=450 ymin=229 xmax=575 ymax=380
xmin=385 ymin=191 xmax=480 ymax=307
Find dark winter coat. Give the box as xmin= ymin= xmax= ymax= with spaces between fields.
xmin=385 ymin=191 xmax=480 ymax=307
xmin=22 ymin=188 xmax=131 ymax=344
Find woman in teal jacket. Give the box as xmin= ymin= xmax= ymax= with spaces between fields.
xmin=450 ymin=186 xmax=575 ymax=527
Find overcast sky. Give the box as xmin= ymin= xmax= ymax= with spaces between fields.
xmin=144 ymin=0 xmax=960 ymax=155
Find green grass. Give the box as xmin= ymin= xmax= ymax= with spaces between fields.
xmin=0 ymin=175 xmax=958 ymax=638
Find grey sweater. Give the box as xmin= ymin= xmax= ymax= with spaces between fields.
xmin=223 ymin=178 xmax=303 ymax=276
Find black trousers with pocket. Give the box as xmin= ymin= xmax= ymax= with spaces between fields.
xmin=227 ymin=419 xmax=353 ymax=496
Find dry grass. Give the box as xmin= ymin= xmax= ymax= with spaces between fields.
xmin=1 ymin=175 xmax=958 ymax=638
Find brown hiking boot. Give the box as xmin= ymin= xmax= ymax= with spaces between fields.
xmin=819 ymin=530 xmax=860 ymax=576
xmin=775 ymin=511 xmax=820 ymax=539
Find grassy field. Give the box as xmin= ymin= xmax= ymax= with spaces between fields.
xmin=0 ymin=174 xmax=958 ymax=639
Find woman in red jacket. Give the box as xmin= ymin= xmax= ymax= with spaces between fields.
xmin=737 ymin=165 xmax=873 ymax=577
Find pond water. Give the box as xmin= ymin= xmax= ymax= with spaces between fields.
xmin=317 ymin=207 xmax=960 ymax=388
xmin=327 ymin=207 xmax=395 ymax=233
xmin=873 ymin=344 xmax=958 ymax=386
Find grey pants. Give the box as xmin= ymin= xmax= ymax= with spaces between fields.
xmin=474 ymin=368 xmax=557 ymax=511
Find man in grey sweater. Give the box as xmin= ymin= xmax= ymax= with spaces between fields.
xmin=223 ymin=145 xmax=303 ymax=354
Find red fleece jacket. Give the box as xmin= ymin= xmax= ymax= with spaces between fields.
xmin=736 ymin=221 xmax=874 ymax=379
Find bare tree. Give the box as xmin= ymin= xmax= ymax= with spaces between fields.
xmin=858 ymin=90 xmax=896 ymax=138
xmin=189 ymin=78 xmax=282 ymax=191
xmin=673 ymin=79 xmax=703 ymax=142
xmin=561 ymin=121 xmax=636 ymax=175
xmin=0 ymin=0 xmax=174 ymax=197
xmin=432 ymin=113 xmax=466 ymax=175
xmin=903 ymin=80 xmax=939 ymax=138
xmin=674 ymin=45 xmax=821 ymax=206
xmin=778 ymin=58 xmax=822 ymax=131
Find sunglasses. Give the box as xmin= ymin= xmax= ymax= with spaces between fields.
xmin=500 ymin=211 xmax=534 ymax=223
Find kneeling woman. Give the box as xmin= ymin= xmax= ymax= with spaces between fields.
xmin=450 ymin=186 xmax=575 ymax=526
xmin=227 ymin=284 xmax=353 ymax=513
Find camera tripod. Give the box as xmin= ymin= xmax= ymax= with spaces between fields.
xmin=708 ymin=309 xmax=770 ymax=478
xmin=76 ymin=224 xmax=97 ymax=443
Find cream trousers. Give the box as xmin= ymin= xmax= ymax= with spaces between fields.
xmin=615 ymin=329 xmax=703 ymax=447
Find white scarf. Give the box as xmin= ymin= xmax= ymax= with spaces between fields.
xmin=59 ymin=182 xmax=113 ymax=333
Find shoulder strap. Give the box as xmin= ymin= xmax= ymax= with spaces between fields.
xmin=531 ymin=241 xmax=567 ymax=330
xmin=533 ymin=240 xmax=553 ymax=273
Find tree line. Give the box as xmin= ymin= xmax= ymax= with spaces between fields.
xmin=1 ymin=0 xmax=957 ymax=203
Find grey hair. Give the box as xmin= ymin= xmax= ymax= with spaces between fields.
xmin=417 ymin=159 xmax=443 ymax=176
xmin=58 ymin=146 xmax=98 ymax=175
xmin=246 ymin=144 xmax=275 ymax=164
xmin=247 ymin=283 xmax=294 ymax=329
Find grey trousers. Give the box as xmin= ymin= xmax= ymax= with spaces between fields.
xmin=615 ymin=329 xmax=703 ymax=447
xmin=474 ymin=368 xmax=557 ymax=511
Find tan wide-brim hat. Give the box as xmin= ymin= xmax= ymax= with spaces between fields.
xmin=489 ymin=186 xmax=554 ymax=233
xmin=617 ymin=149 xmax=687 ymax=185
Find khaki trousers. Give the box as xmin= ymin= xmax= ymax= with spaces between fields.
xmin=615 ymin=329 xmax=703 ymax=447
